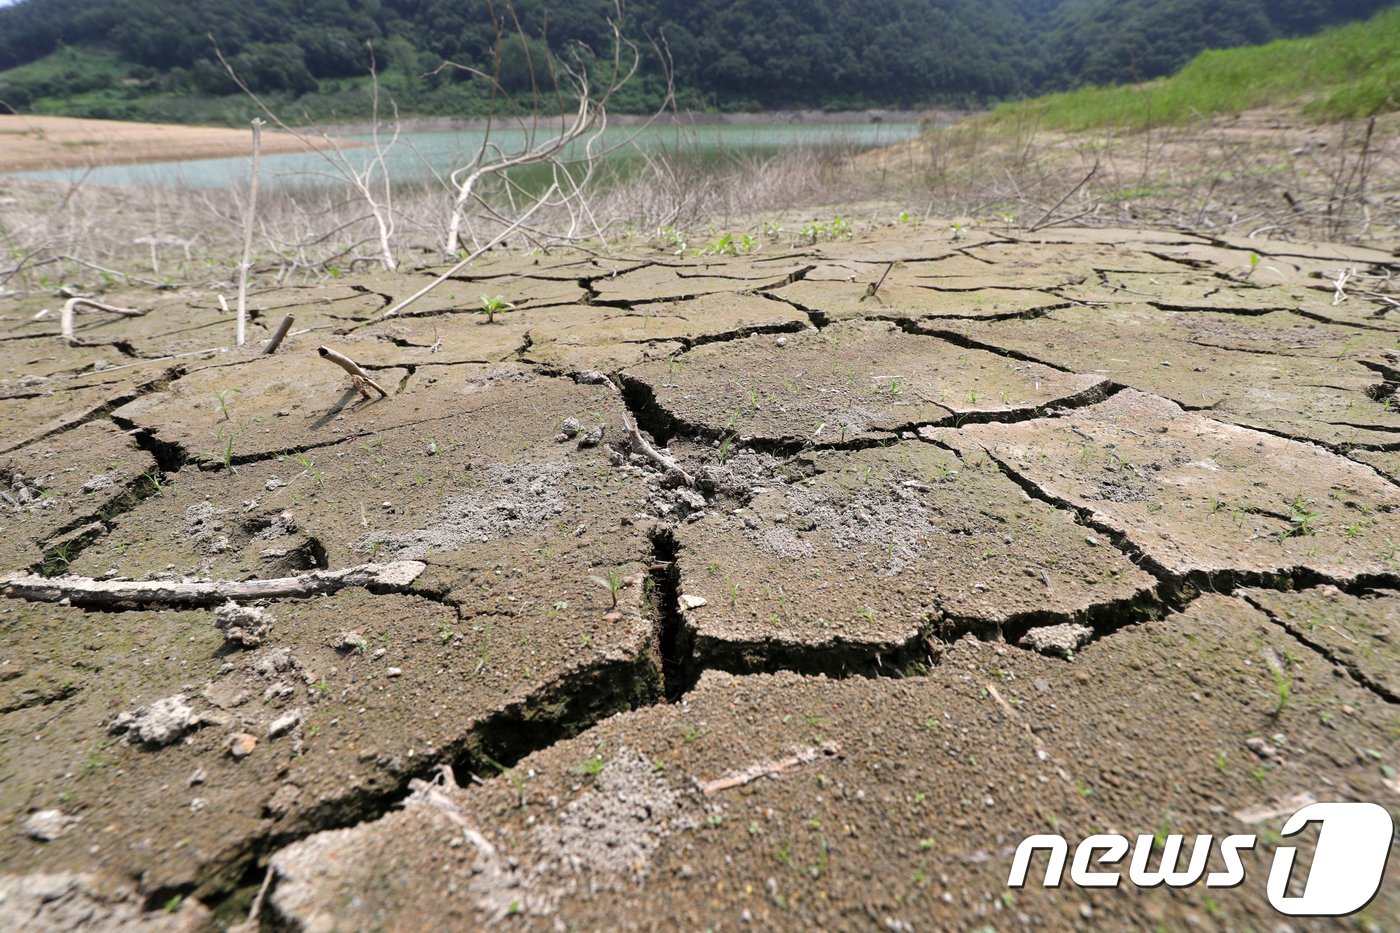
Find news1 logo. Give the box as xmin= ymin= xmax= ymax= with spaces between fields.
xmin=1007 ymin=802 xmax=1393 ymax=916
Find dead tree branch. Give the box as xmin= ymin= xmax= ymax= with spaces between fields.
xmin=1 ymin=561 xmax=426 ymax=609
xmin=59 ymin=297 xmax=145 ymax=344
xmin=263 ymin=314 xmax=295 ymax=354
xmin=235 ymin=118 xmax=264 ymax=346
xmin=1028 ymin=159 xmax=1100 ymax=232
xmin=593 ymin=373 xmax=695 ymax=486
xmin=316 ymin=345 xmax=390 ymax=398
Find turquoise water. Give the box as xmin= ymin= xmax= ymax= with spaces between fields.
xmin=8 ymin=121 xmax=922 ymax=191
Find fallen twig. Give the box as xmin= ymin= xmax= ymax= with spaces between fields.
xmin=242 ymin=866 xmax=274 ymax=930
xmin=986 ymin=682 xmax=1077 ymax=791
xmin=380 ymin=198 xmax=551 ymax=319
xmin=701 ymin=743 xmax=839 ymax=795
xmin=263 ymin=314 xmax=295 ymax=354
xmin=316 ymin=346 xmax=390 ymax=398
xmin=404 ymin=765 xmax=499 ymax=858
xmin=1333 ymin=266 xmax=1354 ymax=306
xmin=1028 ymin=160 xmax=1100 ymax=232
xmin=0 ymin=561 xmax=425 ymax=608
xmin=60 ymin=297 xmax=145 ymax=344
xmin=596 ymin=373 xmax=695 ymax=486
xmin=861 ymin=261 xmax=895 ymax=303
xmin=57 ymin=255 xmax=165 ymax=288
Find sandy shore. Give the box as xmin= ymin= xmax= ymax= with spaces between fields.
xmin=0 ymin=115 xmax=344 ymax=172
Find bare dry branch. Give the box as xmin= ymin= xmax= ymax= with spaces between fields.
xmin=1028 ymin=159 xmax=1100 ymax=232
xmin=316 ymin=346 xmax=390 ymax=398
xmin=60 ymin=297 xmax=145 ymax=344
xmin=263 ymin=314 xmax=295 ymax=354
xmin=235 ymin=118 xmax=264 ymax=347
xmin=1 ymin=561 xmax=426 ymax=609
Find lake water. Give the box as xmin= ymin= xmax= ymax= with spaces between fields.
xmin=8 ymin=121 xmax=923 ymax=191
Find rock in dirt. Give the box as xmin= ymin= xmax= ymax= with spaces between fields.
xmin=268 ymin=708 xmax=303 ymax=738
xmin=1019 ymin=623 xmax=1094 ymax=657
xmin=213 ymin=600 xmax=273 ymax=648
xmin=228 ymin=732 xmax=257 ymax=760
xmin=108 ymin=694 xmax=198 ymax=748
xmin=23 ymin=809 xmax=79 ymax=842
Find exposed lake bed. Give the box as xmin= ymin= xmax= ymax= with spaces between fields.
xmin=1 ymin=215 xmax=1397 ymax=929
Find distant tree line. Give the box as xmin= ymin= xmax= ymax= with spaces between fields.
xmin=0 ymin=0 xmax=1391 ymax=118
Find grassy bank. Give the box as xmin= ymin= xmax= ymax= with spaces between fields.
xmin=985 ymin=4 xmax=1400 ymax=132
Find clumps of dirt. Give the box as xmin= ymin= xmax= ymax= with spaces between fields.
xmin=705 ymin=448 xmax=797 ymax=498
xmin=532 ymin=747 xmax=694 ymax=882
xmin=606 ymin=438 xmax=796 ymax=524
xmin=1091 ymin=466 xmax=1155 ymax=503
xmin=353 ymin=458 xmax=572 ymax=559
xmin=0 ymin=873 xmax=208 ymax=931
xmin=108 ymin=694 xmax=202 ymax=748
xmin=2 ymin=471 xmax=50 ymax=511
xmin=177 ymin=500 xmax=317 ymax=576
xmin=79 ymin=471 xmax=120 ymax=494
xmin=200 ymin=646 xmax=320 ymax=755
xmin=182 ymin=501 xmax=228 ymax=557
xmin=751 ymin=471 xmax=934 ymax=576
xmin=556 ymin=416 xmax=608 ymax=448
xmin=214 ymin=601 xmax=273 ymax=648
xmin=461 ymin=747 xmax=702 ymax=919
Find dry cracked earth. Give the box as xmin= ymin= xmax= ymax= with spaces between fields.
xmin=1 ymin=222 xmax=1399 ymax=931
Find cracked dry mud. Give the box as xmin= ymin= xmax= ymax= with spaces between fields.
xmin=1 ymin=224 xmax=1398 ymax=931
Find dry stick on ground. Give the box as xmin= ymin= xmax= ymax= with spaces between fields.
xmin=316 ymin=345 xmax=390 ymax=398
xmin=262 ymin=313 xmax=295 ymax=354
xmin=1028 ymin=159 xmax=1100 ymax=232
xmin=59 ymin=297 xmax=145 ymax=344
xmin=985 ymin=682 xmax=1082 ymax=794
xmin=700 ymin=744 xmax=839 ymax=795
xmin=595 ymin=373 xmax=695 ymax=486
xmin=235 ymin=118 xmax=264 ymax=347
xmin=0 ymin=561 xmax=426 ymax=609
xmin=380 ymin=198 xmax=551 ymax=319
xmin=861 ymin=261 xmax=896 ymax=302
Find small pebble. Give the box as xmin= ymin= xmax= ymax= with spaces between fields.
xmin=228 ymin=733 xmax=257 ymax=760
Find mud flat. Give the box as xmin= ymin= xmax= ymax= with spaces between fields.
xmin=0 ymin=222 xmax=1397 ymax=929
xmin=0 ymin=115 xmax=342 ymax=172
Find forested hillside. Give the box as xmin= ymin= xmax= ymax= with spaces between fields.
xmin=0 ymin=0 xmax=1392 ymax=122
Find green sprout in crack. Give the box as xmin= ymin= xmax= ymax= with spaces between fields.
xmin=717 ymin=433 xmax=737 ymax=463
xmin=575 ymin=754 xmax=606 ymax=777
xmin=217 ymin=429 xmax=236 ymax=473
xmin=143 ymin=471 xmax=166 ymax=497
xmin=590 ymin=569 xmax=625 ymax=609
xmin=481 ymin=755 xmax=528 ymax=809
xmin=478 ymin=294 xmax=515 ymax=323
xmin=1283 ymin=495 xmax=1322 ymax=539
xmin=294 ymin=452 xmax=324 ymax=487
xmin=42 ymin=540 xmax=75 ymax=575
xmin=214 ymin=388 xmax=241 ymax=421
